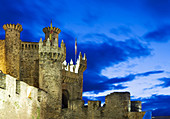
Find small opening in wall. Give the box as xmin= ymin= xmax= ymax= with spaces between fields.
xmin=8 ymin=95 xmax=11 ymax=98
xmin=62 ymin=90 xmax=69 ymax=108
xmin=16 ymin=34 xmax=17 ymax=36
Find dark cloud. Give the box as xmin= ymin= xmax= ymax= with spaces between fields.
xmin=83 ymin=70 xmax=163 ymax=93
xmin=82 ymin=11 xmax=99 ymax=26
xmin=76 ymin=33 xmax=151 ymax=93
xmin=110 ymin=26 xmax=132 ymax=36
xmin=144 ymin=25 xmax=170 ymax=42
xmin=137 ymin=70 xmax=164 ymax=77
xmin=82 ymin=33 xmax=151 ymax=72
xmin=157 ymin=77 xmax=170 ymax=88
xmin=83 ymin=72 xmax=128 ymax=92
xmin=142 ymin=95 xmax=170 ymax=116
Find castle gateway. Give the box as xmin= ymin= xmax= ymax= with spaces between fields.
xmin=0 ymin=23 xmax=145 ymax=119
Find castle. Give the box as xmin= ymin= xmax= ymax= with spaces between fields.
xmin=0 ymin=22 xmax=145 ymax=119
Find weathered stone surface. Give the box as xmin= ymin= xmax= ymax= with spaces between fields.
xmin=3 ymin=24 xmax=22 ymax=80
xmin=0 ymin=73 xmax=47 ymax=119
xmin=20 ymin=42 xmax=39 ymax=87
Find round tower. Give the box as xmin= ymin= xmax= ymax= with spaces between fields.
xmin=3 ymin=23 xmax=23 ymax=79
xmin=42 ymin=21 xmax=61 ymax=44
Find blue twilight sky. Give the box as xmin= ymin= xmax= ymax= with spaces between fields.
xmin=0 ymin=0 xmax=170 ymax=116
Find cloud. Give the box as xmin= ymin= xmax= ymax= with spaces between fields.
xmin=110 ymin=26 xmax=132 ymax=36
xmin=83 ymin=70 xmax=169 ymax=102
xmin=157 ymin=77 xmax=170 ymax=88
xmin=83 ymin=70 xmax=164 ymax=92
xmin=137 ymin=70 xmax=164 ymax=77
xmin=82 ymin=11 xmax=99 ymax=26
xmin=142 ymin=95 xmax=170 ymax=116
xmin=144 ymin=25 xmax=170 ymax=42
xmin=81 ymin=33 xmax=150 ymax=73
xmin=78 ymin=33 xmax=151 ymax=98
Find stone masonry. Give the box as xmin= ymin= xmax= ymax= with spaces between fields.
xmin=0 ymin=23 xmax=145 ymax=119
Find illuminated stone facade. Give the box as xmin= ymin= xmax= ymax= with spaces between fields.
xmin=0 ymin=23 xmax=145 ymax=119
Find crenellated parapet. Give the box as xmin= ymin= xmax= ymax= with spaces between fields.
xmin=0 ymin=70 xmax=48 ymax=119
xmin=63 ymin=92 xmax=145 ymax=119
xmin=78 ymin=52 xmax=87 ymax=73
xmin=0 ymin=70 xmax=47 ymax=104
xmin=43 ymin=26 xmax=61 ymax=40
xmin=39 ymin=38 xmax=66 ymax=63
xmin=43 ymin=27 xmax=61 ymax=34
xmin=3 ymin=23 xmax=23 ymax=32
xmin=61 ymin=52 xmax=87 ymax=84
xmin=62 ymin=52 xmax=87 ymax=74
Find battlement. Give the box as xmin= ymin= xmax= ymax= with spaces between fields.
xmin=21 ymin=42 xmax=39 ymax=50
xmin=131 ymin=101 xmax=142 ymax=112
xmin=88 ymin=101 xmax=101 ymax=110
xmin=0 ymin=70 xmax=48 ymax=119
xmin=62 ymin=52 xmax=87 ymax=74
xmin=63 ymin=92 xmax=145 ymax=119
xmin=43 ymin=27 xmax=61 ymax=34
xmin=39 ymin=38 xmax=66 ymax=62
xmin=0 ymin=70 xmax=47 ymax=103
xmin=3 ymin=23 xmax=23 ymax=32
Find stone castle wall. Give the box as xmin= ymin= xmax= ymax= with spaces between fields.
xmin=61 ymin=52 xmax=87 ymax=102
xmin=0 ymin=70 xmax=145 ymax=119
xmin=20 ymin=42 xmax=39 ymax=87
xmin=0 ymin=71 xmax=48 ymax=119
xmin=0 ymin=40 xmax=6 ymax=74
xmin=60 ymin=93 xmax=145 ymax=119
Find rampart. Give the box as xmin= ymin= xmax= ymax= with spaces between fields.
xmin=0 ymin=69 xmax=145 ymax=119
xmin=61 ymin=92 xmax=145 ymax=119
xmin=0 ymin=71 xmax=48 ymax=119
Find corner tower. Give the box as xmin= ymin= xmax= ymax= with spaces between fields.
xmin=3 ymin=23 xmax=23 ymax=80
xmin=39 ymin=34 xmax=66 ymax=118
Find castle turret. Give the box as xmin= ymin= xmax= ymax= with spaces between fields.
xmin=39 ymin=36 xmax=66 ymax=118
xmin=3 ymin=23 xmax=23 ymax=80
xmin=42 ymin=21 xmax=61 ymax=42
